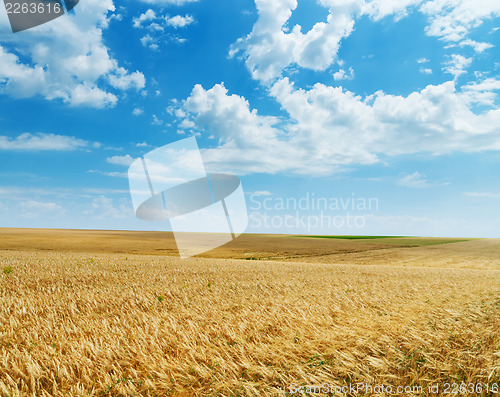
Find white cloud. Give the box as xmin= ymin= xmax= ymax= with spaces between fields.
xmin=179 ymin=119 xmax=195 ymax=129
xmin=463 ymin=78 xmax=500 ymax=92
xmin=87 ymin=169 xmax=128 ymax=178
xmin=461 ymin=78 xmax=500 ymax=106
xmin=333 ymin=67 xmax=355 ymax=80
xmin=176 ymin=79 xmax=500 ymax=175
xmin=164 ymin=15 xmax=195 ymax=28
xmin=417 ymin=57 xmax=430 ymax=63
xmin=109 ymin=13 xmax=123 ymax=23
xmin=134 ymin=10 xmax=195 ymax=49
xmin=151 ymin=115 xmax=163 ymax=125
xmin=231 ymin=0 xmax=499 ymax=83
xmin=20 ymin=200 xmax=62 ymax=212
xmin=19 ymin=200 xmax=65 ymax=218
xmin=0 ymin=0 xmax=145 ymax=108
xmin=419 ymin=67 xmax=433 ymax=74
xmin=0 ymin=133 xmax=90 ymax=151
xmin=140 ymin=34 xmax=159 ymax=50
xmin=108 ymin=68 xmax=146 ymax=91
xmin=252 ymin=191 xmax=272 ymax=196
xmin=471 ymin=77 xmax=500 ymax=88
xmin=398 ymin=172 xmax=431 ymax=188
xmin=132 ymin=107 xmax=144 ymax=116
xmin=362 ymin=0 xmax=423 ymax=21
xmin=133 ymin=9 xmax=157 ymax=28
xmin=136 ymin=142 xmax=150 ymax=147
xmin=68 ymin=84 xmax=118 ymax=108
xmin=443 ymin=54 xmax=472 ymax=78
xmin=0 ymin=47 xmax=48 ymax=98
xmin=459 ymin=39 xmax=494 ymax=53
xmin=230 ymin=0 xmax=357 ymax=82
xmin=181 ymin=83 xmax=294 ymax=174
xmin=171 ymin=36 xmax=187 ymax=44
xmin=106 ymin=155 xmax=136 ymax=166
xmin=83 ymin=196 xmax=132 ymax=220
xmin=180 ymin=82 xmax=367 ymax=175
xmin=421 ymin=0 xmax=500 ymax=42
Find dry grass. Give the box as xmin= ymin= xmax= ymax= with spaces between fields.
xmin=0 ymin=230 xmax=499 ymax=396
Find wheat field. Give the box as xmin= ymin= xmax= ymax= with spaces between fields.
xmin=0 ymin=229 xmax=499 ymax=396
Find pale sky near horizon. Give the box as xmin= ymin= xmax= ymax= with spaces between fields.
xmin=0 ymin=0 xmax=499 ymax=237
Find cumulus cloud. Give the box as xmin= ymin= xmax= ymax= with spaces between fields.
xmin=106 ymin=155 xmax=136 ymax=166
xmin=461 ymin=78 xmax=500 ymax=106
xmin=333 ymin=67 xmax=355 ymax=80
xmin=0 ymin=0 xmax=145 ymax=108
xmin=133 ymin=9 xmax=157 ymax=28
xmin=134 ymin=10 xmax=194 ymax=30
xmin=464 ymin=78 xmax=500 ymax=92
xmin=164 ymin=15 xmax=195 ymax=28
xmin=421 ymin=0 xmax=500 ymax=43
xmin=362 ymin=0 xmax=423 ymax=21
xmin=231 ymin=0 xmax=498 ymax=83
xmin=398 ymin=172 xmax=432 ymax=188
xmin=175 ymin=79 xmax=500 ymax=175
xmin=0 ymin=133 xmax=90 ymax=151
xmin=443 ymin=54 xmax=472 ymax=79
xmin=180 ymin=83 xmax=296 ymax=174
xmin=230 ymin=0 xmax=357 ymax=82
xmin=458 ymin=39 xmax=494 ymax=53
xmin=108 ymin=68 xmax=146 ymax=91
xmin=68 ymin=84 xmax=118 ymax=108
xmin=133 ymin=8 xmax=195 ymax=50
xmin=140 ymin=34 xmax=159 ymax=50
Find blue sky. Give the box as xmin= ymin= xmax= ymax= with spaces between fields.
xmin=0 ymin=0 xmax=499 ymax=237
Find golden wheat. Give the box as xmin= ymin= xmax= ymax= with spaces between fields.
xmin=0 ymin=234 xmax=499 ymax=396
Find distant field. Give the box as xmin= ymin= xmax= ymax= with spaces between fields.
xmin=0 ymin=228 xmax=499 ymax=396
xmin=301 ymin=235 xmax=471 ymax=244
xmin=0 ymin=228 xmax=486 ymax=266
xmin=300 ymin=235 xmax=407 ymax=239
